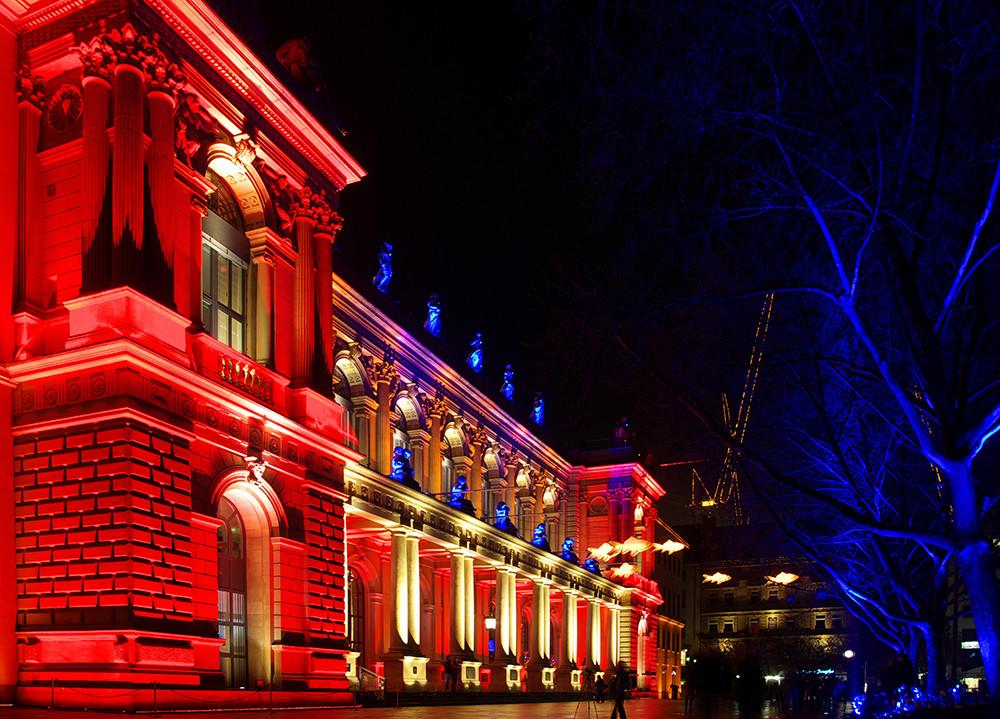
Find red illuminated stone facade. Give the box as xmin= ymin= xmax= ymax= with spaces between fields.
xmin=1 ymin=0 xmax=681 ymax=709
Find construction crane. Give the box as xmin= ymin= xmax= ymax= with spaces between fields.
xmin=692 ymin=293 xmax=774 ymax=524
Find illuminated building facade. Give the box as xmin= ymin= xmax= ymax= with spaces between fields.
xmin=0 ymin=0 xmax=681 ymax=708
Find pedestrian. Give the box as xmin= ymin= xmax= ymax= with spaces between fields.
xmin=443 ymin=656 xmax=454 ymax=692
xmin=610 ymin=662 xmax=630 ymax=719
xmin=594 ymin=673 xmax=606 ymax=702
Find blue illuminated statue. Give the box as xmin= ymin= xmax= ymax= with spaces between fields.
xmin=448 ymin=476 xmax=476 ymax=517
xmin=531 ymin=392 xmax=544 ymax=425
xmin=501 ymin=364 xmax=514 ymax=401
xmin=373 ymin=242 xmax=393 ymax=293
xmin=584 ymin=553 xmax=602 ymax=576
xmin=389 ymin=447 xmax=421 ymax=491
xmin=531 ymin=522 xmax=550 ymax=552
xmin=494 ymin=501 xmax=518 ymax=537
xmin=560 ymin=537 xmax=580 ymax=565
xmin=424 ymin=294 xmax=442 ymax=337
xmin=467 ymin=333 xmax=483 ymax=373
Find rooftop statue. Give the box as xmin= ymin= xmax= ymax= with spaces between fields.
xmin=448 ymin=476 xmax=476 ymax=517
xmin=614 ymin=415 xmax=632 ymax=443
xmin=560 ymin=537 xmax=580 ymax=565
xmin=389 ymin=446 xmax=421 ymax=492
xmin=373 ymin=243 xmax=393 ymax=293
xmin=467 ymin=332 xmax=483 ymax=373
xmin=424 ymin=294 xmax=442 ymax=337
xmin=501 ymin=364 xmax=514 ymax=401
xmin=531 ymin=522 xmax=550 ymax=553
xmin=531 ymin=392 xmax=544 ymax=426
xmin=584 ymin=553 xmax=603 ymax=577
xmin=494 ymin=501 xmax=519 ymax=537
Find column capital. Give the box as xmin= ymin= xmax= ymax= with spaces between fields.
xmin=468 ymin=423 xmax=489 ymax=447
xmin=423 ymin=391 xmax=449 ymax=419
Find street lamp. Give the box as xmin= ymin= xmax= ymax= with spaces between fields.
xmin=844 ymin=650 xmax=855 ymax=659
xmin=485 ymin=613 xmax=496 ymax=663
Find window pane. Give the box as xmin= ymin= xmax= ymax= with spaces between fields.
xmin=202 ymin=244 xmax=211 ymax=296
xmin=232 ymin=262 xmax=243 ymax=313
xmin=202 ymin=300 xmax=212 ymax=333
xmin=217 ymin=311 xmax=229 ymax=346
xmin=232 ymin=318 xmax=243 ymax=352
xmin=218 ymin=257 xmax=230 ymax=306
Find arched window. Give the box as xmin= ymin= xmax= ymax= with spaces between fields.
xmin=218 ymin=496 xmax=248 ymax=688
xmin=347 ymin=568 xmax=366 ymax=669
xmin=202 ymin=170 xmax=250 ymax=354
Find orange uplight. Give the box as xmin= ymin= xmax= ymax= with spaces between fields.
xmin=702 ymin=572 xmax=731 ymax=584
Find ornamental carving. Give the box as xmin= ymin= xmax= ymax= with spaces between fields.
xmin=422 ymin=391 xmax=448 ymax=419
xmin=74 ymin=35 xmax=115 ymax=81
xmin=315 ymin=206 xmax=344 ymax=238
xmin=46 ymin=85 xmax=82 ymax=131
xmin=143 ymin=49 xmax=185 ymax=95
xmin=468 ymin=423 xmax=489 ymax=447
xmin=290 ymin=185 xmax=328 ymax=222
xmin=101 ymin=23 xmax=154 ymax=69
xmin=497 ymin=447 xmax=519 ymax=470
xmin=16 ymin=66 xmax=45 ymax=108
xmin=174 ymin=91 xmax=215 ymax=168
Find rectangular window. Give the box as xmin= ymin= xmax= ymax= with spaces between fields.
xmin=832 ymin=615 xmax=843 ymax=630
xmin=750 ymin=618 xmax=760 ymax=634
xmin=708 ymin=592 xmax=719 ymax=607
xmin=815 ymin=615 xmax=827 ymax=630
xmin=767 ymin=616 xmax=778 ymax=630
xmin=750 ymin=591 xmax=760 ymax=604
xmin=707 ymin=620 xmax=718 ymax=633
xmin=202 ymin=236 xmax=248 ymax=354
xmin=724 ymin=591 xmax=735 ymax=606
xmin=723 ymin=619 xmax=734 ymax=633
xmin=768 ymin=588 xmax=779 ymax=602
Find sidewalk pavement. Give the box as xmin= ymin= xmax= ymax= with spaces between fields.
xmin=0 ymin=698 xmax=840 ymax=719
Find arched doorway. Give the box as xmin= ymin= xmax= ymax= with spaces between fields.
xmin=347 ymin=568 xmax=366 ymax=670
xmin=218 ymin=496 xmax=248 ymax=687
xmin=215 ymin=476 xmax=284 ymax=688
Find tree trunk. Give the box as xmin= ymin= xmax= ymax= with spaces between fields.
xmin=955 ymin=538 xmax=1000 ymax=701
xmin=920 ymin=622 xmax=944 ymax=697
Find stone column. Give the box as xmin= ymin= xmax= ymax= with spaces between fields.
xmin=588 ymin=599 xmax=601 ymax=669
xmin=620 ymin=493 xmax=632 ymax=544
xmin=464 ymin=554 xmax=476 ymax=656
xmin=496 ymin=567 xmax=511 ymax=660
xmin=507 ymin=571 xmax=518 ymax=662
xmin=408 ymin=429 xmax=430 ymax=491
xmin=389 ymin=530 xmax=409 ymax=650
xmin=111 ymin=60 xmax=144 ymax=284
xmin=16 ymin=72 xmax=43 ymax=309
xmin=187 ymin=195 xmax=209 ymax=325
xmin=449 ymin=551 xmax=465 ymax=655
xmin=246 ymin=229 xmax=275 ymax=367
xmin=468 ymin=425 xmax=488 ymax=517
xmin=291 ymin=192 xmax=316 ymax=383
xmin=146 ymin=55 xmax=181 ymax=280
xmin=407 ymin=535 xmax=421 ymax=646
xmin=562 ymin=592 xmax=577 ymax=666
xmin=314 ymin=226 xmax=334 ymax=377
xmin=79 ymin=71 xmax=111 ymax=291
xmin=426 ymin=394 xmax=447 ymax=497
xmin=607 ymin=604 xmax=620 ymax=669
xmin=373 ymin=356 xmax=399 ymax=475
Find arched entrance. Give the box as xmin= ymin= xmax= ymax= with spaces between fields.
xmin=347 ymin=568 xmax=366 ymax=669
xmin=215 ymin=475 xmax=285 ymax=688
xmin=218 ymin=496 xmax=248 ymax=687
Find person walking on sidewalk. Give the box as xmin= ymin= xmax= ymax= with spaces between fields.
xmin=610 ymin=663 xmax=631 ymax=719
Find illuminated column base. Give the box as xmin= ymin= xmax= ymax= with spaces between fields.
xmin=459 ymin=660 xmax=482 ymax=692
xmin=382 ymin=655 xmax=429 ymax=692
xmin=485 ymin=664 xmax=523 ymax=693
xmin=346 ymin=651 xmax=361 ymax=690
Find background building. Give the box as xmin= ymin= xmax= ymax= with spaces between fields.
xmin=0 ymin=0 xmax=682 ymax=708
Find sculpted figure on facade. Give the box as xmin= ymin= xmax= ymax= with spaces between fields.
xmin=501 ymin=364 xmax=514 ymax=401
xmin=16 ymin=66 xmax=46 ymax=108
xmin=373 ymin=242 xmax=392 ymax=292
xmin=448 ymin=476 xmax=476 ymax=516
xmin=175 ymin=91 xmax=215 ymax=169
xmin=467 ymin=332 xmax=483 ymax=373
xmin=494 ymin=500 xmax=519 ymax=537
xmin=531 ymin=522 xmax=550 ymax=552
xmin=531 ymin=392 xmax=544 ymax=425
xmin=424 ymin=294 xmax=441 ymax=337
xmin=389 ymin=446 xmax=420 ymax=492
xmin=584 ymin=553 xmax=603 ymax=576
xmin=561 ymin=537 xmax=580 ymax=565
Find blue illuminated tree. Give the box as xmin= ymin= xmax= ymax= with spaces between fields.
xmin=523 ymin=0 xmax=1000 ymax=698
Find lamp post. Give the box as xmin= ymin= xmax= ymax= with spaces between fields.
xmin=485 ymin=613 xmax=497 ymax=664
xmin=844 ymin=649 xmax=855 ymax=713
